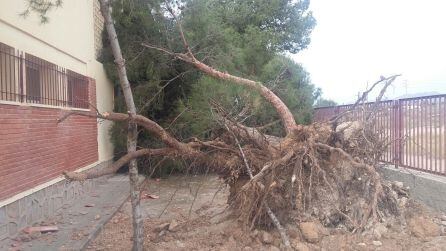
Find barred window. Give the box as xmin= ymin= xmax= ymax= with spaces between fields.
xmin=0 ymin=42 xmax=89 ymax=109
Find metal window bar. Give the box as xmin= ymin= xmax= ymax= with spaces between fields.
xmin=0 ymin=42 xmax=89 ymax=109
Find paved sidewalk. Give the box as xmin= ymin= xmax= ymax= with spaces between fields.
xmin=2 ymin=175 xmax=130 ymax=251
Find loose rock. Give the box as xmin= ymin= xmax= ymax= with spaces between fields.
xmin=168 ymin=220 xmax=179 ymax=232
xmin=373 ymin=223 xmax=388 ymax=239
xmin=372 ymin=240 xmax=382 ymax=246
xmin=292 ymin=241 xmax=310 ymax=251
xmin=299 ymin=222 xmax=320 ymax=243
xmin=393 ymin=181 xmax=404 ymax=189
xmin=287 ymin=226 xmax=300 ymax=239
xmin=408 ymin=216 xmax=441 ymax=238
xmin=154 ymin=223 xmax=170 ymax=232
xmin=261 ymin=231 xmax=273 ymax=244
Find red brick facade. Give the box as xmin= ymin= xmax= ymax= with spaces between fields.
xmin=0 ymin=79 xmax=98 ymax=201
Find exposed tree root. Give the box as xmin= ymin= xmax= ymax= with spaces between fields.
xmin=212 ymin=122 xmax=402 ymax=234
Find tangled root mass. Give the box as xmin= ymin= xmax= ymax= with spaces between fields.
xmin=204 ymin=121 xmax=405 ymax=232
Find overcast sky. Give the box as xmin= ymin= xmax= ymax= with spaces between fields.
xmin=292 ymin=0 xmax=446 ymax=104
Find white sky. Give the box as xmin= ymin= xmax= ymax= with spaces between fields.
xmin=292 ymin=0 xmax=446 ymax=104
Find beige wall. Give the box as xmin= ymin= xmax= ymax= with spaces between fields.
xmin=89 ymin=61 xmax=114 ymax=161
xmin=0 ymin=0 xmax=114 ymax=161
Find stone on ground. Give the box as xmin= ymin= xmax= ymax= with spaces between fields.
xmin=299 ymin=222 xmax=321 ymax=243
xmin=408 ymin=216 xmax=441 ymax=238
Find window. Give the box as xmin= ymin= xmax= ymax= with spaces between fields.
xmin=0 ymin=43 xmax=19 ymax=102
xmin=25 ymin=56 xmax=41 ymax=103
xmin=0 ymin=42 xmax=89 ymax=109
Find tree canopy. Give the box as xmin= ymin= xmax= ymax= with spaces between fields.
xmin=100 ymin=0 xmax=317 ymax=167
xmin=21 ymin=0 xmax=318 ymax=170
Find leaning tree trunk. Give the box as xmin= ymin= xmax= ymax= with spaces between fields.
xmin=99 ymin=1 xmax=144 ymax=250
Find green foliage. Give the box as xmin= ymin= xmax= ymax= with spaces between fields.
xmin=100 ymin=0 xmax=318 ymax=172
xmin=173 ymin=0 xmax=317 ymax=137
xmin=22 ymin=0 xmax=63 ymax=23
xmin=174 ymin=55 xmax=318 ymax=138
xmin=314 ymin=98 xmax=338 ymax=108
xmin=101 ymin=0 xmax=199 ymax=157
xmin=23 ymin=0 xmax=320 ymax=175
xmin=208 ymin=0 xmax=316 ymax=54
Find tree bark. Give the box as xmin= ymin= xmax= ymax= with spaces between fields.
xmin=58 ymin=111 xmax=193 ymax=153
xmin=64 ymin=148 xmax=176 ymax=180
xmin=99 ymin=1 xmax=143 ymax=250
xmin=186 ymin=57 xmax=297 ymax=135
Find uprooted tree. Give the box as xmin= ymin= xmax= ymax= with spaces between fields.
xmin=26 ymin=0 xmax=405 ymax=250
xmin=57 ymin=1 xmax=405 ymax=250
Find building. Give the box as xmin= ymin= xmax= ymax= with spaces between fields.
xmin=0 ymin=0 xmax=114 ymax=240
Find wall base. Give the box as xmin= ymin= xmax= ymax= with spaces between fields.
xmin=380 ymin=165 xmax=446 ymax=213
xmin=0 ymin=159 xmax=112 ymax=241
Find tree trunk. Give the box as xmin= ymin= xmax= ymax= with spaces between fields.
xmin=98 ymin=1 xmax=144 ymax=250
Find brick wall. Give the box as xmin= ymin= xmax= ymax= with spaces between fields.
xmin=93 ymin=0 xmax=104 ymax=59
xmin=0 ymin=79 xmax=99 ymax=201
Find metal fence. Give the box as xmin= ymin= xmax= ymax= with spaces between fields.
xmin=314 ymin=95 xmax=446 ymax=176
xmin=0 ymin=42 xmax=89 ymax=109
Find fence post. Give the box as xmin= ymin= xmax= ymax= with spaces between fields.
xmin=393 ymin=100 xmax=403 ymax=168
xmin=398 ymin=99 xmax=404 ymax=167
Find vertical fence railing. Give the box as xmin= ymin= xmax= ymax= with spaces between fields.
xmin=0 ymin=42 xmax=89 ymax=109
xmin=314 ymin=95 xmax=446 ymax=176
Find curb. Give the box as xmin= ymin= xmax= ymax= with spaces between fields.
xmin=380 ymin=165 xmax=446 ymax=213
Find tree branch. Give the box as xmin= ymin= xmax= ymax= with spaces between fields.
xmin=330 ymin=74 xmax=401 ymax=124
xmin=179 ymin=54 xmax=297 ymax=134
xmin=58 ymin=111 xmax=193 ymax=153
xmin=366 ymin=75 xmax=398 ymax=120
xmin=63 ymin=147 xmax=177 ymax=181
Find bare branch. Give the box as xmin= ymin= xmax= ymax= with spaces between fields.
xmin=164 ymin=1 xmax=195 ymax=58
xmin=330 ymin=74 xmax=401 ymax=124
xmin=366 ymin=75 xmax=398 ymax=120
xmin=140 ymin=42 xmax=177 ymax=57
xmin=58 ymin=111 xmax=193 ymax=153
xmin=64 ymin=147 xmax=176 ymax=181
